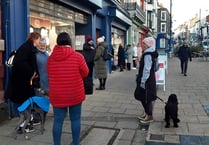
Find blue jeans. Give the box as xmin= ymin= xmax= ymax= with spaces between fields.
xmin=53 ymin=103 xmax=82 ymax=145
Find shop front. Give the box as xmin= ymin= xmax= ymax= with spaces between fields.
xmin=2 ymin=0 xmax=92 ymax=87
xmin=30 ymin=0 xmax=88 ymax=53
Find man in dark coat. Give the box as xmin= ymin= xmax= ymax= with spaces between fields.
xmin=178 ymin=41 xmax=192 ymax=76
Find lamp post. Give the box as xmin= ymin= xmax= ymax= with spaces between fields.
xmin=169 ymin=0 xmax=172 ymax=52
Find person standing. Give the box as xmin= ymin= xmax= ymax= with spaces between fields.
xmin=117 ymin=44 xmax=125 ymax=72
xmin=5 ymin=32 xmax=41 ymax=132
xmin=35 ymin=38 xmax=49 ymax=96
xmin=132 ymin=44 xmax=138 ymax=69
xmin=32 ymin=38 xmax=49 ymax=125
xmin=178 ymin=41 xmax=192 ymax=76
xmin=135 ymin=37 xmax=158 ymax=123
xmin=82 ymin=35 xmax=96 ymax=94
xmin=94 ymin=36 xmax=108 ymax=90
xmin=5 ymin=32 xmax=41 ymax=133
xmin=125 ymin=44 xmax=132 ymax=70
xmin=47 ymin=32 xmax=89 ymax=145
xmin=137 ymin=42 xmax=143 ymax=64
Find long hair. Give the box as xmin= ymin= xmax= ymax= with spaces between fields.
xmin=27 ymin=32 xmax=41 ymax=42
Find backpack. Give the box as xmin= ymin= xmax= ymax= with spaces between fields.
xmin=5 ymin=49 xmax=17 ymax=67
xmin=101 ymin=47 xmax=112 ymax=61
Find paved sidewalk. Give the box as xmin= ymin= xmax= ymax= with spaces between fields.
xmin=147 ymin=57 xmax=209 ymax=145
xmin=0 ymin=57 xmax=209 ymax=145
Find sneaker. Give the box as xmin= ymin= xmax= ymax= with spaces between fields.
xmin=137 ymin=113 xmax=146 ymax=120
xmin=32 ymin=119 xmax=41 ymax=126
xmin=16 ymin=127 xmax=23 ymax=134
xmin=140 ymin=116 xmax=154 ymax=124
xmin=24 ymin=125 xmax=35 ymax=133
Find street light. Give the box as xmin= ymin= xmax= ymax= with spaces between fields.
xmin=169 ymin=0 xmax=172 ymax=52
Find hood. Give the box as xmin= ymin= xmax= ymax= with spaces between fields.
xmin=144 ymin=46 xmax=156 ymax=53
xmin=50 ymin=45 xmax=75 ymax=61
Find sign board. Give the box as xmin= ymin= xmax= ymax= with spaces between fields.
xmin=158 ymin=52 xmax=168 ymax=74
xmin=155 ymin=59 xmax=166 ymax=91
xmin=75 ymin=35 xmax=85 ymax=50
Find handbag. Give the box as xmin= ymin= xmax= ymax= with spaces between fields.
xmin=5 ymin=49 xmax=17 ymax=67
xmin=134 ymin=84 xmax=145 ymax=101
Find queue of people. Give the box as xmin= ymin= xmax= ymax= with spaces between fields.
xmin=4 ymin=29 xmax=165 ymax=145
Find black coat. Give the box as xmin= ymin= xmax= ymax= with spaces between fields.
xmin=178 ymin=45 xmax=192 ymax=61
xmin=117 ymin=45 xmax=125 ymax=66
xmin=82 ymin=42 xmax=96 ymax=95
xmin=134 ymin=51 xmax=158 ymax=103
xmin=8 ymin=40 xmax=37 ymax=104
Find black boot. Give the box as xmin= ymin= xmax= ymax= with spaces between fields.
xmin=96 ymin=79 xmax=103 ymax=90
xmin=101 ymin=78 xmax=106 ymax=90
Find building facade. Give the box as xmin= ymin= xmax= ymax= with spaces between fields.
xmin=156 ymin=7 xmax=171 ymax=51
xmin=2 ymin=0 xmax=134 ymax=90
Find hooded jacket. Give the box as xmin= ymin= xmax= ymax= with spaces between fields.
xmin=47 ymin=45 xmax=89 ymax=107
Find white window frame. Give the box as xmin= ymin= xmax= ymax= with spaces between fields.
xmin=161 ymin=23 xmax=166 ymax=33
xmin=161 ymin=11 xmax=166 ymax=21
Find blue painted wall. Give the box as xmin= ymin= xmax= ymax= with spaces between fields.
xmin=2 ymin=0 xmax=29 ymax=86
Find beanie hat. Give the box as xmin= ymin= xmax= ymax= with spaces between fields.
xmin=86 ymin=35 xmax=93 ymax=42
xmin=97 ymin=36 xmax=105 ymax=43
xmin=142 ymin=37 xmax=155 ymax=47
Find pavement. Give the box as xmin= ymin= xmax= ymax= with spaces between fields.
xmin=1 ymin=57 xmax=209 ymax=145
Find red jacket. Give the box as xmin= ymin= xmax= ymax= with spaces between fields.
xmin=47 ymin=45 xmax=89 ymax=107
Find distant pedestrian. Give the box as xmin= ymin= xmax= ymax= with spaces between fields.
xmin=125 ymin=44 xmax=132 ymax=70
xmin=137 ymin=42 xmax=143 ymax=64
xmin=94 ymin=36 xmax=108 ymax=90
xmin=47 ymin=32 xmax=89 ymax=145
xmin=117 ymin=44 xmax=125 ymax=72
xmin=178 ymin=41 xmax=192 ymax=76
xmin=132 ymin=44 xmax=138 ymax=69
xmin=82 ymin=35 xmax=96 ymax=94
xmin=135 ymin=36 xmax=158 ymax=124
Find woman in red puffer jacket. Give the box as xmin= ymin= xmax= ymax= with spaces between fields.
xmin=47 ymin=32 xmax=89 ymax=145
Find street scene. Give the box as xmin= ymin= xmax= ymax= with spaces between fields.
xmin=1 ymin=57 xmax=209 ymax=145
xmin=0 ymin=0 xmax=209 ymax=145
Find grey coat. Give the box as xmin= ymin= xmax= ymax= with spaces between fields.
xmin=94 ymin=42 xmax=108 ymax=79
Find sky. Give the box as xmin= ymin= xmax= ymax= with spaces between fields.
xmin=158 ymin=0 xmax=209 ymax=29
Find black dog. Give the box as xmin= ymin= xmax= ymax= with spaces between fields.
xmin=164 ymin=94 xmax=180 ymax=128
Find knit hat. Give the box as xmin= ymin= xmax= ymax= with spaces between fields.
xmin=142 ymin=37 xmax=155 ymax=47
xmin=86 ymin=35 xmax=93 ymax=42
xmin=97 ymin=36 xmax=105 ymax=43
